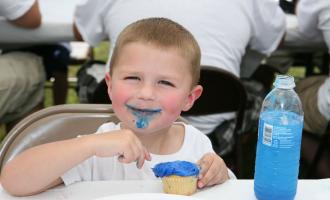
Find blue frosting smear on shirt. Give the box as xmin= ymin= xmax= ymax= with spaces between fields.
xmin=152 ymin=161 xmax=200 ymax=177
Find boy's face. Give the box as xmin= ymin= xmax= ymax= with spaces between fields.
xmin=106 ymin=42 xmax=202 ymax=134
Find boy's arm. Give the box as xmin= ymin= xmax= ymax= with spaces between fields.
xmin=9 ymin=0 xmax=41 ymax=28
xmin=0 ymin=136 xmax=93 ymax=196
xmin=0 ymin=130 xmax=150 ymax=196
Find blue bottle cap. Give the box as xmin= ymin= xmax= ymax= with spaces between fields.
xmin=273 ymin=75 xmax=295 ymax=89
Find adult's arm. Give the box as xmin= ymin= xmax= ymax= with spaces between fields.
xmin=296 ymin=0 xmax=322 ymax=39
xmin=73 ymin=0 xmax=108 ymax=45
xmin=73 ymin=22 xmax=83 ymax=41
xmin=9 ymin=0 xmax=41 ymax=28
xmin=250 ymin=0 xmax=286 ymax=55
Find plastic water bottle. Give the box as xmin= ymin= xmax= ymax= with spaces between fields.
xmin=254 ymin=75 xmax=303 ymax=200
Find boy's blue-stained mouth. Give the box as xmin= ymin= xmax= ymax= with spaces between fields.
xmin=126 ymin=104 xmax=162 ymax=129
xmin=126 ymin=104 xmax=162 ymax=114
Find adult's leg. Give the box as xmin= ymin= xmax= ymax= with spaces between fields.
xmin=52 ymin=71 xmax=68 ymax=104
xmin=0 ymin=52 xmax=45 ymax=133
xmin=5 ymin=44 xmax=71 ymax=105
xmin=296 ymin=75 xmax=328 ymax=135
xmin=44 ymin=44 xmax=71 ymax=105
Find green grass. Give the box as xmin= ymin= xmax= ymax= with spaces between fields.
xmin=0 ymin=125 xmax=5 ymax=142
xmin=93 ymin=42 xmax=110 ymax=62
xmin=287 ymin=67 xmax=306 ymax=80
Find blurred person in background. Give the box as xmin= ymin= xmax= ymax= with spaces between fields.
xmin=0 ymin=0 xmax=45 ymax=132
xmin=296 ymin=0 xmax=330 ymax=136
xmin=295 ymin=0 xmax=330 ymax=178
xmin=4 ymin=42 xmax=72 ymax=105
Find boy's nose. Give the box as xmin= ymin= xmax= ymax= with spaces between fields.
xmin=137 ymin=83 xmax=155 ymax=100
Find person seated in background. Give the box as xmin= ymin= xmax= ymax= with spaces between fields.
xmin=72 ymin=0 xmax=286 ymax=156
xmin=3 ymin=43 xmax=72 ymax=105
xmin=0 ymin=18 xmax=235 ymax=197
xmin=0 ymin=0 xmax=45 ymax=132
xmin=0 ymin=0 xmax=41 ymax=28
xmin=295 ymin=0 xmax=330 ymax=178
xmin=296 ymin=0 xmax=330 ymax=136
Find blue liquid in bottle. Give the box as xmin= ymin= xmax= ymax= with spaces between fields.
xmin=254 ymin=75 xmax=303 ymax=200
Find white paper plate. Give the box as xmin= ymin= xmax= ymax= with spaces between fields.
xmin=95 ymin=193 xmax=201 ymax=200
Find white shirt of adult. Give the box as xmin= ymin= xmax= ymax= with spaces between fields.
xmin=297 ymin=0 xmax=330 ymax=120
xmin=74 ymin=0 xmax=285 ymax=77
xmin=0 ymin=0 xmax=35 ymax=20
xmin=61 ymin=122 xmax=236 ymax=185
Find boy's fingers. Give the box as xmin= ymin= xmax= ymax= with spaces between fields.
xmin=218 ymin=167 xmax=230 ymax=184
xmin=206 ymin=167 xmax=225 ymax=186
xmin=197 ymin=158 xmax=213 ymax=188
xmin=117 ymin=146 xmax=138 ymax=163
xmin=116 ymin=136 xmax=150 ymax=169
xmin=199 ymin=157 xmax=229 ymax=188
xmin=136 ymin=147 xmax=151 ymax=168
xmin=118 ymin=154 xmax=125 ymax=162
xmin=198 ymin=162 xmax=217 ymax=188
xmin=197 ymin=155 xmax=212 ymax=179
xmin=136 ymin=155 xmax=145 ymax=169
xmin=144 ymin=148 xmax=151 ymax=161
xmin=208 ymin=165 xmax=229 ymax=186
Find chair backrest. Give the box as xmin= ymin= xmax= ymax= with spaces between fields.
xmin=182 ymin=65 xmax=247 ymax=132
xmin=0 ymin=104 xmax=117 ymax=171
xmin=181 ymin=65 xmax=248 ymax=177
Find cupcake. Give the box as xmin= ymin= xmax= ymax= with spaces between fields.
xmin=152 ymin=161 xmax=200 ymax=195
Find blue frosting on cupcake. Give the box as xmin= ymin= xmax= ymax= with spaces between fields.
xmin=152 ymin=161 xmax=200 ymax=178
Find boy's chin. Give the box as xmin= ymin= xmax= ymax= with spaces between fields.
xmin=121 ymin=118 xmax=172 ymax=133
xmin=121 ymin=122 xmax=151 ymax=132
xmin=127 ymin=123 xmax=163 ymax=134
xmin=131 ymin=123 xmax=154 ymax=132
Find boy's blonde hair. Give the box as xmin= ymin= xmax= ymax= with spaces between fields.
xmin=109 ymin=17 xmax=201 ymax=86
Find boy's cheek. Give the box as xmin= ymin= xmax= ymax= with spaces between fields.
xmin=161 ymin=94 xmax=187 ymax=112
xmin=110 ymin=87 xmax=131 ymax=103
xmin=110 ymin=90 xmax=131 ymax=116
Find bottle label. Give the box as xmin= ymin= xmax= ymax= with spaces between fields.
xmin=262 ymin=123 xmax=273 ymax=146
xmin=259 ymin=112 xmax=303 ymax=149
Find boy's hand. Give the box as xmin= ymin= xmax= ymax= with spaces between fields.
xmin=196 ymin=152 xmax=229 ymax=188
xmin=88 ymin=129 xmax=151 ymax=168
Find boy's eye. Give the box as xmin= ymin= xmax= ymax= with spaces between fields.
xmin=159 ymin=80 xmax=175 ymax=87
xmin=124 ymin=76 xmax=140 ymax=81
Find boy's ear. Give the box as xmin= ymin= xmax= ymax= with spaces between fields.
xmin=105 ymin=73 xmax=113 ymax=100
xmin=182 ymin=85 xmax=203 ymax=111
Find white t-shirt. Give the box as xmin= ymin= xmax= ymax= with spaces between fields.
xmin=74 ymin=0 xmax=285 ymax=77
xmin=297 ymin=0 xmax=330 ymax=50
xmin=61 ymin=122 xmax=235 ymax=185
xmin=0 ymin=0 xmax=35 ymax=20
xmin=297 ymin=0 xmax=330 ymax=120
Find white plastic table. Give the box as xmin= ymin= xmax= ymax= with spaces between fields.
xmin=0 ymin=179 xmax=329 ymax=200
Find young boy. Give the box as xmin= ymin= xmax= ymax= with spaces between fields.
xmin=0 ymin=17 xmax=233 ymax=196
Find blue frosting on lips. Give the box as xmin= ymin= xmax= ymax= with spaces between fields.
xmin=152 ymin=161 xmax=200 ymax=177
xmin=126 ymin=104 xmax=161 ymax=129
